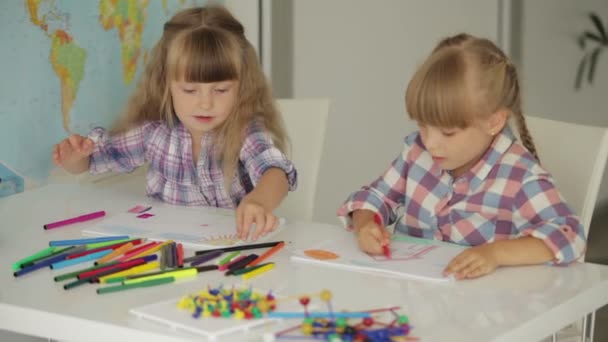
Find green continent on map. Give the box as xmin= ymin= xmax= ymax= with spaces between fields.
xmin=99 ymin=0 xmax=149 ymax=84
xmin=50 ymin=30 xmax=86 ymax=132
xmin=26 ymin=0 xmax=87 ymax=132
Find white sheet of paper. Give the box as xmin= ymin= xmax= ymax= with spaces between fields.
xmin=82 ymin=203 xmax=284 ymax=249
xmin=291 ymin=232 xmax=465 ymax=283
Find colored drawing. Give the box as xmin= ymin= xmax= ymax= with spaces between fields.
xmin=304 ymin=249 xmax=339 ymax=260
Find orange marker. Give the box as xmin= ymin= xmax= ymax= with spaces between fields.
xmin=96 ymin=242 xmax=134 ymax=265
xmin=247 ymin=241 xmax=285 ymax=267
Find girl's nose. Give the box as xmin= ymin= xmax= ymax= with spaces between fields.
xmin=425 ymin=131 xmax=440 ymax=150
xmin=198 ymin=92 xmax=213 ymax=110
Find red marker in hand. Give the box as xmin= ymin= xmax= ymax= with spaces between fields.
xmin=374 ymin=214 xmax=391 ymax=259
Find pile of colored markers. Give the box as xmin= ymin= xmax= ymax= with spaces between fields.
xmin=12 ymin=235 xmax=286 ymax=295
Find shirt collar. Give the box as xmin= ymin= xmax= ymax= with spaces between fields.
xmin=461 ymin=125 xmax=516 ymax=190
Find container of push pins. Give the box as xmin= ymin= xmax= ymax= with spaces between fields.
xmin=268 ymin=289 xmax=415 ymax=342
xmin=177 ymin=285 xmax=277 ymax=319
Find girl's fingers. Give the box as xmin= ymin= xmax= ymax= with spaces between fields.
xmin=251 ymin=212 xmax=266 ymax=241
xmin=52 ymin=145 xmax=62 ymax=166
xmin=444 ymin=252 xmax=474 ymax=276
xmin=464 ymin=265 xmax=489 ymax=279
xmin=236 ymin=207 xmax=244 ymax=235
xmin=68 ymin=135 xmax=83 ymax=151
xmin=82 ymin=138 xmax=95 ymax=154
xmin=262 ymin=214 xmax=276 ymax=235
xmin=358 ymin=228 xmax=384 ymax=255
xmin=241 ymin=212 xmax=253 ymax=240
xmin=59 ymin=140 xmax=71 ymax=156
xmin=380 ymin=227 xmax=391 ymax=244
xmin=455 ymin=259 xmax=483 ymax=280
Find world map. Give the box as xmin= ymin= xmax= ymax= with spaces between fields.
xmin=0 ymin=0 xmax=204 ymax=181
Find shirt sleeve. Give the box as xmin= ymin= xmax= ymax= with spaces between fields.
xmin=512 ymin=175 xmax=587 ymax=264
xmin=87 ymin=122 xmax=158 ymax=175
xmin=239 ymin=122 xmax=297 ymax=191
xmin=336 ymin=140 xmax=411 ymax=229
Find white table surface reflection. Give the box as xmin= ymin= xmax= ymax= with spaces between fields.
xmin=1 ymin=184 xmax=607 ymax=342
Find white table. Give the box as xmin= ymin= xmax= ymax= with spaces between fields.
xmin=1 ymin=184 xmax=608 ymax=342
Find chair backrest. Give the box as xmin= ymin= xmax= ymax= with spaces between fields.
xmin=523 ymin=116 xmax=608 ymax=236
xmin=275 ymin=98 xmax=330 ymax=222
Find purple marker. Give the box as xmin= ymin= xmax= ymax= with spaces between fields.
xmin=43 ymin=211 xmax=106 ymax=230
xmin=187 ymin=249 xmax=224 ymax=266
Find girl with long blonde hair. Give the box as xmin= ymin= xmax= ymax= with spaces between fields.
xmin=52 ymin=6 xmax=297 ymax=241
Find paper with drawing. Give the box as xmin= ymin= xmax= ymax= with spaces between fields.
xmin=291 ymin=232 xmax=465 ymax=282
xmin=83 ymin=204 xmax=284 ymax=249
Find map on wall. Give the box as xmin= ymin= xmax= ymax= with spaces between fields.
xmin=0 ymin=0 xmax=206 ymax=183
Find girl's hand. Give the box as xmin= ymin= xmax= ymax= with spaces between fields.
xmin=52 ymin=134 xmax=95 ymax=174
xmin=356 ymin=221 xmax=391 ymax=255
xmin=236 ymin=197 xmax=279 ymax=241
xmin=443 ymin=243 xmax=499 ymax=280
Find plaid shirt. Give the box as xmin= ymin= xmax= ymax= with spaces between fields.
xmin=337 ymin=127 xmax=586 ymax=264
xmin=88 ymin=120 xmax=297 ymax=208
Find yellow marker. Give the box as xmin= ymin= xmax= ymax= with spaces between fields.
xmin=123 ymin=267 xmax=197 ymax=285
xmin=99 ymin=261 xmax=160 ymax=283
xmin=96 ymin=242 xmax=134 ymax=264
xmin=127 ymin=240 xmax=174 ymax=260
xmin=241 ymin=262 xmax=275 ymax=280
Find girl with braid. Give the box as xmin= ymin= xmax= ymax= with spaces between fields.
xmin=337 ymin=33 xmax=585 ymax=280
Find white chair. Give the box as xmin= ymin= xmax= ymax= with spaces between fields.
xmin=275 ymin=98 xmax=330 ymax=222
xmin=523 ymin=116 xmax=608 ymax=240
xmin=523 ymin=115 xmax=608 ymax=342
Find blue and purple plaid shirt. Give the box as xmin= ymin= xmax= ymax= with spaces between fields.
xmin=338 ymin=127 xmax=585 ymax=264
xmin=88 ymin=120 xmax=297 ymax=209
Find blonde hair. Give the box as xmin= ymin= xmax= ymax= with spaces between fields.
xmin=405 ymin=33 xmax=538 ymax=160
xmin=111 ymin=5 xmax=288 ymax=184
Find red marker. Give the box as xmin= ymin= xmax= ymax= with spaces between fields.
xmin=374 ymin=214 xmax=391 ymax=259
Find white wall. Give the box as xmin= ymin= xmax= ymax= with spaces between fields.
xmin=291 ymin=0 xmax=500 ymax=224
xmin=518 ymin=1 xmax=608 ymax=207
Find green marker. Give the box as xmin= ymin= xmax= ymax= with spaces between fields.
xmin=12 ymin=247 xmax=56 ymax=271
xmin=218 ymin=251 xmax=240 ymax=266
xmin=97 ymin=276 xmax=175 ymax=295
xmin=86 ymin=238 xmax=137 ymax=249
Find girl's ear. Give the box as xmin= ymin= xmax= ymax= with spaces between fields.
xmin=487 ymin=110 xmax=508 ymax=136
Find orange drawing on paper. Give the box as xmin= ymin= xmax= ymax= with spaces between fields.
xmin=304 ymin=249 xmax=339 ymax=260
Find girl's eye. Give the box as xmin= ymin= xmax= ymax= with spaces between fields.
xmin=182 ymin=88 xmax=196 ymax=94
xmin=214 ymin=88 xmax=228 ymax=93
xmin=441 ymin=131 xmax=456 ymax=137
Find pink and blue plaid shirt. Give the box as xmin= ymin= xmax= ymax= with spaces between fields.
xmin=337 ymin=127 xmax=586 ymax=264
xmin=88 ymin=119 xmax=297 ymax=209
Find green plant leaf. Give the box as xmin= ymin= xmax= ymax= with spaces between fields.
xmin=590 ymin=13 xmax=608 ymax=42
xmin=584 ymin=31 xmax=604 ymax=44
xmin=575 ymin=54 xmax=588 ymax=90
xmin=588 ymin=47 xmax=603 ymax=84
xmin=578 ymin=35 xmax=586 ymax=50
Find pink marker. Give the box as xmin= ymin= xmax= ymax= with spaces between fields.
xmin=43 ymin=211 xmax=106 ymax=230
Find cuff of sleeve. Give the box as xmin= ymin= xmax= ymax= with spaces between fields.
xmin=87 ymin=127 xmax=110 ymax=175
xmin=336 ymin=190 xmax=390 ymax=231
xmin=254 ymin=150 xmax=298 ymax=191
xmin=523 ymin=223 xmax=584 ymax=265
